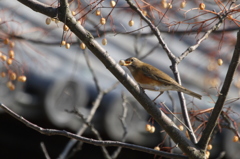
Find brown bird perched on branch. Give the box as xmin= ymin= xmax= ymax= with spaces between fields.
xmin=119 ymin=57 xmax=202 ymax=101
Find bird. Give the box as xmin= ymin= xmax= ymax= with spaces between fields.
xmin=119 ymin=57 xmax=202 ymax=101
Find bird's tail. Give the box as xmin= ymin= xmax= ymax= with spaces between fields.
xmin=180 ymin=88 xmax=202 ymax=100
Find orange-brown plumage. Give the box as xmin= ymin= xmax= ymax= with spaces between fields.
xmin=119 ymin=57 xmax=202 ymax=100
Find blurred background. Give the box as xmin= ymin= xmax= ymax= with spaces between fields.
xmin=0 ymin=0 xmax=240 ymax=158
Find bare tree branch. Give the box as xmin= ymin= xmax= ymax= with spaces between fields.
xmin=0 ymin=103 xmax=187 ymax=159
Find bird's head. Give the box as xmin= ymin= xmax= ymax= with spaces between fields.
xmin=119 ymin=57 xmax=142 ymax=68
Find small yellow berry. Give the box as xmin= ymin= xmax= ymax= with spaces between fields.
xmin=9 ymin=84 xmax=15 ymax=90
xmin=161 ymin=0 xmax=168 ymax=8
xmin=149 ymin=125 xmax=155 ymax=133
xmin=65 ymin=43 xmax=71 ymax=49
xmin=9 ymin=41 xmax=15 ymax=48
xmin=102 ymin=38 xmax=107 ymax=45
xmin=1 ymin=55 xmax=7 ymax=61
xmin=129 ymin=20 xmax=134 ymax=26
xmin=233 ymin=135 xmax=239 ymax=142
xmin=205 ymin=151 xmax=210 ymax=159
xmin=4 ymin=38 xmax=10 ymax=45
xmin=63 ymin=25 xmax=69 ymax=31
xmin=10 ymin=72 xmax=17 ymax=80
xmin=142 ymin=10 xmax=147 ymax=16
xmin=178 ymin=125 xmax=184 ymax=131
xmin=119 ymin=60 xmax=125 ymax=66
xmin=7 ymin=58 xmax=13 ymax=65
xmin=110 ymin=1 xmax=116 ymax=7
xmin=207 ymin=144 xmax=212 ymax=150
xmin=8 ymin=50 xmax=14 ymax=59
xmin=7 ymin=81 xmax=15 ymax=90
xmin=154 ymin=146 xmax=160 ymax=151
xmin=80 ymin=43 xmax=86 ymax=49
xmin=199 ymin=3 xmax=205 ymax=10
xmin=1 ymin=72 xmax=6 ymax=77
xmin=95 ymin=10 xmax=101 ymax=16
xmin=180 ymin=1 xmax=186 ymax=8
xmin=61 ymin=41 xmax=66 ymax=46
xmin=18 ymin=76 xmax=27 ymax=82
xmin=217 ymin=59 xmax=223 ymax=66
xmin=46 ymin=17 xmax=51 ymax=25
xmin=100 ymin=17 xmax=106 ymax=25
xmin=168 ymin=3 xmax=172 ymax=9
xmin=72 ymin=11 xmax=76 ymax=16
xmin=7 ymin=81 xmax=12 ymax=88
xmin=145 ymin=124 xmax=151 ymax=132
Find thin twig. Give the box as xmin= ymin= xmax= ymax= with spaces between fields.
xmin=125 ymin=0 xmax=177 ymax=62
xmin=59 ymin=82 xmax=118 ymax=158
xmin=83 ymin=50 xmax=101 ymax=92
xmin=178 ymin=14 xmax=227 ymax=62
xmin=221 ymin=111 xmax=240 ymax=138
xmin=68 ymin=109 xmax=112 ymax=159
xmin=58 ymin=91 xmax=104 ymax=159
xmin=172 ymin=64 xmax=197 ymax=144
xmin=111 ymin=92 xmax=128 ymax=159
xmin=40 ymin=142 xmax=51 ymax=159
xmin=161 ymin=102 xmax=191 ymax=132
xmin=139 ymin=44 xmax=159 ymax=60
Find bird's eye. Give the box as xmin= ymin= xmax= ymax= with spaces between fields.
xmin=130 ymin=58 xmax=134 ymax=62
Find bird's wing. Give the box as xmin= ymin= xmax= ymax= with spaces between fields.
xmin=141 ymin=64 xmax=179 ymax=86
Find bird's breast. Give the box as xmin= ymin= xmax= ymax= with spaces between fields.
xmin=130 ymin=69 xmax=173 ymax=91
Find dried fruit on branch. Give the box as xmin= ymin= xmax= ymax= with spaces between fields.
xmin=199 ymin=3 xmax=205 ymax=10
xmin=102 ymin=38 xmax=107 ymax=45
xmin=100 ymin=17 xmax=106 ymax=25
xmin=129 ymin=20 xmax=134 ymax=26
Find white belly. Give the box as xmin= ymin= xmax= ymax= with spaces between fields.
xmin=139 ymin=83 xmax=174 ymax=92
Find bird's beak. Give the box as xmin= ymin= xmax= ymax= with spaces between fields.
xmin=119 ymin=60 xmax=131 ymax=66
